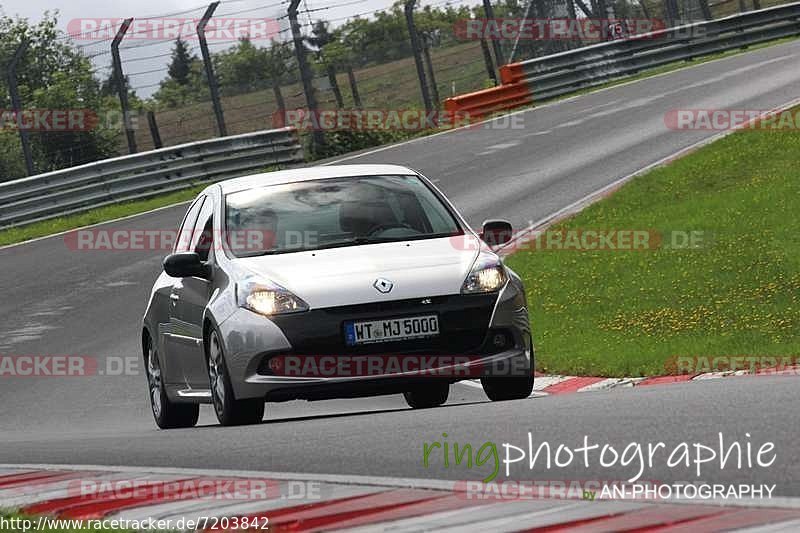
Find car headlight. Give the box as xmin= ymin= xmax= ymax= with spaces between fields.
xmin=461 ymin=252 xmax=508 ymax=294
xmin=237 ymin=277 xmax=309 ymax=316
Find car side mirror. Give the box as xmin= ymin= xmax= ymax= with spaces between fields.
xmin=480 ymin=219 xmax=514 ymax=246
xmin=163 ymin=252 xmax=210 ymax=279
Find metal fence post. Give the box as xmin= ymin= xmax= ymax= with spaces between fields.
xmin=288 ymin=0 xmax=325 ymax=151
xmin=326 ymin=64 xmax=344 ymax=108
xmin=147 ymin=111 xmax=163 ymax=149
xmin=479 ymin=37 xmax=498 ymax=86
xmin=482 ymin=0 xmax=505 ymax=66
xmin=111 ymin=19 xmax=138 ymax=155
xmin=698 ymin=0 xmax=713 ymax=20
xmin=421 ymin=34 xmax=440 ymax=109
xmin=6 ymin=41 xmax=34 ymax=176
xmin=346 ymin=65 xmax=363 ymax=108
xmin=404 ymin=0 xmax=433 ymax=114
xmin=198 ymin=2 xmax=228 ymax=137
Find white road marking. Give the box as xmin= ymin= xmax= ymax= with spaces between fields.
xmin=693 ymin=371 xmax=737 ymax=380
xmin=577 ymin=378 xmax=625 ymax=392
xmin=475 ymin=140 xmax=523 ymax=156
xmin=532 ymin=375 xmax=574 ymax=391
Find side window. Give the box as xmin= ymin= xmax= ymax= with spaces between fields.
xmin=175 ymin=196 xmax=205 ymax=253
xmin=192 ymin=196 xmax=215 ymax=262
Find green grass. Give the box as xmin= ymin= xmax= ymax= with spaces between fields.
xmin=505 ymin=118 xmax=800 ymax=377
xmin=0 ymin=186 xmax=204 ymax=247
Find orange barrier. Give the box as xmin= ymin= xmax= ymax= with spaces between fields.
xmin=443 ymin=81 xmax=533 ymax=118
xmin=499 ymin=62 xmax=526 ymax=85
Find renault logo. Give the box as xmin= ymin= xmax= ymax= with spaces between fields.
xmin=373 ymin=278 xmax=393 ymax=293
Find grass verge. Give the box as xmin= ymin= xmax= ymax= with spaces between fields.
xmin=0 ymin=186 xmax=204 ymax=248
xmin=505 ymin=112 xmax=800 ymax=377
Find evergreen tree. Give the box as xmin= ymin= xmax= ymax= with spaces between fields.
xmin=168 ymin=38 xmax=195 ymax=86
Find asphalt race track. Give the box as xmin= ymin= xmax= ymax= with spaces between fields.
xmin=1 ymin=40 xmax=799 ymax=495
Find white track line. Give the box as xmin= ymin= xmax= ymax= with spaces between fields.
xmin=577 ymin=378 xmax=626 ymax=392
xmin=532 ymin=375 xmax=573 ymax=391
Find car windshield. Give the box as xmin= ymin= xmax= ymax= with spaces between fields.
xmin=224 ymin=175 xmax=463 ymax=257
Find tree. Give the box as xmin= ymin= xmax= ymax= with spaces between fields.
xmin=167 ymin=38 xmax=196 ymax=86
xmin=263 ymin=40 xmax=294 ymax=110
xmin=153 ymin=42 xmax=205 ymax=107
xmin=100 ymin=72 xmax=139 ymax=104
xmin=0 ymin=13 xmax=119 ymax=179
xmin=215 ymin=37 xmax=270 ymax=94
xmin=151 ymin=60 xmax=206 ymax=108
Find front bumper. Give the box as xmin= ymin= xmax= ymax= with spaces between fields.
xmin=218 ymin=283 xmax=532 ymax=400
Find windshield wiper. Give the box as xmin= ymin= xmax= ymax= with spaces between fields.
xmin=233 ymin=237 xmax=383 ymax=257
xmin=234 ymin=232 xmax=460 ymax=257
xmin=311 ymin=237 xmax=392 ymax=251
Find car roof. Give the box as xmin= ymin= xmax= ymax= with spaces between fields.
xmin=213 ymin=164 xmax=418 ymax=195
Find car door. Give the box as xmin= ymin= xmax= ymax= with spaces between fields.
xmin=160 ymin=196 xmax=204 ymax=386
xmin=166 ymin=195 xmax=215 ymax=389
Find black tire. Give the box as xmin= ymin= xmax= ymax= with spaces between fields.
xmin=481 ymin=375 xmax=534 ymax=402
xmin=144 ymin=335 xmax=199 ymax=429
xmin=403 ymin=382 xmax=450 ymax=409
xmin=207 ymin=328 xmax=265 ymax=426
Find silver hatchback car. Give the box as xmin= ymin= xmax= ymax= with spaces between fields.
xmin=142 ymin=165 xmax=534 ymax=428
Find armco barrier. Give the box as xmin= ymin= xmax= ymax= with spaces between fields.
xmin=443 ymin=82 xmax=533 ymax=117
xmin=0 ymin=127 xmax=304 ymax=230
xmin=447 ymin=2 xmax=800 ymax=114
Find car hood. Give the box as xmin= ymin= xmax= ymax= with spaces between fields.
xmin=236 ymin=235 xmax=482 ymax=309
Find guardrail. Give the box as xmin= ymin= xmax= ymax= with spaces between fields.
xmin=0 ymin=127 xmax=304 ymax=230
xmin=445 ymin=2 xmax=800 ymax=114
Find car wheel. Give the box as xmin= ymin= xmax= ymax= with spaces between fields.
xmin=207 ymin=328 xmax=265 ymax=426
xmin=145 ymin=336 xmax=199 ymax=429
xmin=403 ymin=382 xmax=450 ymax=409
xmin=481 ymin=375 xmax=534 ymax=401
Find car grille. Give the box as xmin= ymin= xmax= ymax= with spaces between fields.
xmin=267 ymin=293 xmax=497 ymax=357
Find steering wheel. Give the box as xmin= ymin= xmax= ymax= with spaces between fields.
xmin=366 ymin=223 xmax=418 ymax=237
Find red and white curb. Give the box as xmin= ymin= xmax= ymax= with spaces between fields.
xmin=461 ymin=365 xmax=800 ymax=396
xmin=2 ymin=465 xmax=800 ymax=532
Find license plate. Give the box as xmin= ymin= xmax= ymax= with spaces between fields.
xmin=345 ymin=315 xmax=439 ymax=346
